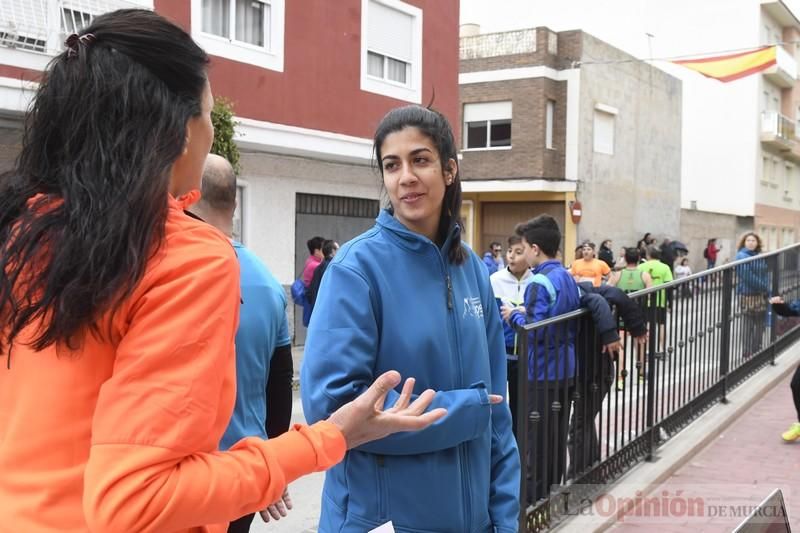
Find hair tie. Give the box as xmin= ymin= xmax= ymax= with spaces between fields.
xmin=65 ymin=33 xmax=96 ymax=58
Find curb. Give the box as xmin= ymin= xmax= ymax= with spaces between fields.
xmin=555 ymin=340 xmax=800 ymax=532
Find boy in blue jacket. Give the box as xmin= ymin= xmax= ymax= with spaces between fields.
xmin=501 ymin=215 xmax=581 ymax=504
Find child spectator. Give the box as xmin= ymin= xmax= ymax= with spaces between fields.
xmin=501 ymin=215 xmax=581 ymax=503
xmin=490 ymin=235 xmax=534 ymax=437
xmin=674 ymin=257 xmax=693 ymax=299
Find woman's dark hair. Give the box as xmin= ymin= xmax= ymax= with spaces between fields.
xmin=373 ymin=105 xmax=466 ymax=265
xmin=0 ymin=9 xmax=209 ymax=358
xmin=306 ymin=236 xmax=325 ymax=255
xmin=322 ymin=239 xmax=337 ymax=259
xmin=601 ymin=239 xmax=612 ymax=249
xmin=515 ymin=215 xmax=561 ymax=257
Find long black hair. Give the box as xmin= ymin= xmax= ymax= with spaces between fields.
xmin=373 ymin=105 xmax=467 ymax=265
xmin=0 ymin=9 xmax=209 ymax=357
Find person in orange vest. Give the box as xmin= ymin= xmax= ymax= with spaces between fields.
xmin=0 ymin=10 xmax=444 ymax=532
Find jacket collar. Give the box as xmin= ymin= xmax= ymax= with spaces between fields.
xmin=376 ymin=209 xmax=461 ymax=256
xmin=533 ymin=259 xmax=562 ymax=274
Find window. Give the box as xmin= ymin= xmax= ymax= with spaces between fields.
xmin=593 ymin=108 xmax=615 ymax=155
xmin=191 ymin=0 xmax=284 ymax=71
xmin=201 ymin=0 xmax=270 ymax=48
xmin=762 ymin=156 xmax=771 ymax=183
xmin=62 ymin=8 xmax=93 ymax=33
xmin=361 ymin=0 xmax=422 ymax=102
xmin=463 ymin=101 xmax=512 ymax=150
xmin=545 ymin=100 xmax=555 ymax=150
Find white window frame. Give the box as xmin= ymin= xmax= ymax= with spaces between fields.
xmin=360 ymin=0 xmax=422 ymax=103
xmin=593 ymin=104 xmax=617 ymax=155
xmin=191 ymin=0 xmax=285 ymax=72
xmin=462 ymin=101 xmax=512 ymax=151
xmin=233 ymin=179 xmax=250 ymax=244
xmin=545 ymin=99 xmax=555 ymax=150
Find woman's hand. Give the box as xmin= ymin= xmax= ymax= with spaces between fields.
xmin=326 ymin=371 xmax=447 ymax=449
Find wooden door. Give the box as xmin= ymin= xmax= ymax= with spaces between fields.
xmin=480 ymin=201 xmax=565 ymax=255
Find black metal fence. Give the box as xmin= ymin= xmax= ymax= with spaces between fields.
xmin=514 ymin=243 xmax=800 ymax=531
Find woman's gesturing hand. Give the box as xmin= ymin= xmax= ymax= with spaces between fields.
xmin=327 ymin=371 xmax=447 ymax=449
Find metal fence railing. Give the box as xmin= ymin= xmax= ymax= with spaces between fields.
xmin=515 ymin=243 xmax=800 ymax=531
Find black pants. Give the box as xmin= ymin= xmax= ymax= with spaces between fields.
xmin=568 ymin=355 xmax=614 ymax=477
xmin=227 ymin=513 xmax=254 ymax=533
xmin=742 ymin=311 xmax=764 ymax=357
xmin=526 ymin=381 xmax=573 ymax=504
xmin=792 ymin=365 xmax=800 ymax=422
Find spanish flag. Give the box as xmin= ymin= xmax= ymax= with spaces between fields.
xmin=673 ymin=46 xmax=777 ymax=82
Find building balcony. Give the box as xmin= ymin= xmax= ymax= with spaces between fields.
xmin=763 ymin=45 xmax=797 ymax=88
xmin=761 ymin=111 xmax=800 ymax=162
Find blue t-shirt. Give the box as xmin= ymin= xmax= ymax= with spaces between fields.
xmin=220 ymin=242 xmax=290 ymax=450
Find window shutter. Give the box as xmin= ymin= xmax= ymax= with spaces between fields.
xmin=463 ymin=101 xmax=512 ymax=123
xmin=368 ymin=0 xmax=412 ymax=62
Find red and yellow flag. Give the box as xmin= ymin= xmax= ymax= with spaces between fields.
xmin=673 ymin=46 xmax=777 ymax=82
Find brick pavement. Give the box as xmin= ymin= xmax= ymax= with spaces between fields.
xmin=609 ymin=371 xmax=800 ymax=532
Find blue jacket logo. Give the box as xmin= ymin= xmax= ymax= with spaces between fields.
xmin=463 ymin=297 xmax=484 ymax=318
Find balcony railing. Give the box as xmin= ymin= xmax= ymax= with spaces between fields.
xmin=761 ymin=110 xmax=796 ymax=142
xmin=0 ymin=0 xmax=145 ymax=55
xmin=514 ymin=244 xmax=800 ymax=531
xmin=763 ymin=45 xmax=797 ymax=88
xmin=460 ymin=28 xmax=537 ymax=60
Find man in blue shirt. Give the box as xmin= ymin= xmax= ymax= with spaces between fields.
xmin=190 ymin=154 xmax=293 ymax=533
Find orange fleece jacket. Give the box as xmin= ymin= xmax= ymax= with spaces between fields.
xmin=0 ymin=193 xmax=345 ymax=532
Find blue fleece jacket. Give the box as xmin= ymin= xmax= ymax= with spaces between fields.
xmin=508 ymin=260 xmax=581 ymax=381
xmin=735 ymin=248 xmax=771 ymax=295
xmin=301 ymin=210 xmax=520 ymax=533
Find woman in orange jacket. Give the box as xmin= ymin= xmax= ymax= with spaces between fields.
xmin=0 ymin=9 xmax=443 ymax=533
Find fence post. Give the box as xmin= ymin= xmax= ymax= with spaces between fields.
xmin=645 ymin=295 xmax=658 ymax=461
xmin=769 ymin=253 xmax=780 ymax=365
xmin=517 ymin=323 xmax=529 ymax=531
xmin=719 ymin=268 xmax=733 ymax=404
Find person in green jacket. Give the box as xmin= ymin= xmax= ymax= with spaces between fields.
xmin=638 ymin=245 xmax=673 ymax=358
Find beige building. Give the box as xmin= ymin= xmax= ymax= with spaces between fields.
xmin=458 ymin=25 xmax=682 ymax=257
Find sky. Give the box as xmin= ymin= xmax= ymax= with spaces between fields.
xmin=459 ymin=0 xmax=800 ymax=61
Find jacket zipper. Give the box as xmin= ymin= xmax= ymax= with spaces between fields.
xmin=434 ymin=245 xmax=470 ymax=529
xmin=376 ymin=454 xmax=387 ymax=520
xmin=446 ymin=274 xmax=454 ymax=309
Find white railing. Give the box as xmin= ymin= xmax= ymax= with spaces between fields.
xmin=459 ymin=28 xmax=537 ymax=60
xmin=775 ymin=44 xmax=798 ymax=80
xmin=761 ymin=110 xmax=796 ymax=141
xmin=0 ymin=0 xmax=149 ymax=54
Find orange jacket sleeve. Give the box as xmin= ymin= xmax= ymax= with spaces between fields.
xmin=82 ymin=228 xmax=345 ymax=532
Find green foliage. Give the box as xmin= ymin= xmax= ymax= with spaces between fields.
xmin=210 ymin=97 xmax=241 ymax=174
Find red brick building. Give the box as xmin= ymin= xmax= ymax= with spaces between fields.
xmin=0 ymin=0 xmax=460 ymax=342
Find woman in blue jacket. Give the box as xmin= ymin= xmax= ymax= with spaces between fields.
xmin=735 ymin=232 xmax=770 ymax=358
xmin=301 ymin=106 xmax=520 ymax=533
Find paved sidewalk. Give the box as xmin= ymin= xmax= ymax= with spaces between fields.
xmin=608 ymin=371 xmax=800 ymax=532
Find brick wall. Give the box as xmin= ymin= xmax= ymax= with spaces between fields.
xmin=459 ymin=78 xmax=566 ymax=180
